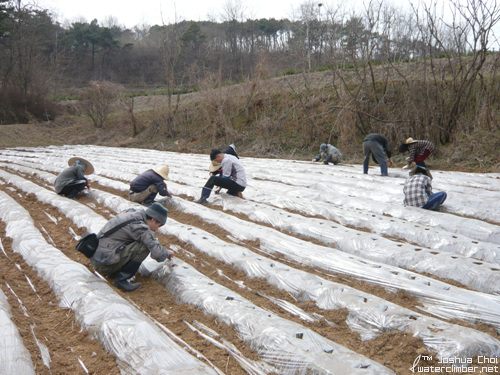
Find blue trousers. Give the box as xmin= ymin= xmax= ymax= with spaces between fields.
xmin=422 ymin=192 xmax=447 ymax=210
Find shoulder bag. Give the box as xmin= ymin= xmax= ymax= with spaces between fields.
xmin=76 ymin=218 xmax=138 ymax=258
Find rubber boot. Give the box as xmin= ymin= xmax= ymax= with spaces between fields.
xmin=363 ymin=162 xmax=369 ymax=174
xmin=195 ymin=187 xmax=212 ymax=203
xmin=113 ymin=260 xmax=142 ymax=292
xmin=380 ymin=163 xmax=388 ymax=176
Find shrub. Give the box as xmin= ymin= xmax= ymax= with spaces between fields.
xmin=0 ymin=89 xmax=58 ymax=124
xmin=80 ymin=81 xmax=125 ymax=128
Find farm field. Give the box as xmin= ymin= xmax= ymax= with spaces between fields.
xmin=1 ymin=145 xmax=500 ymax=375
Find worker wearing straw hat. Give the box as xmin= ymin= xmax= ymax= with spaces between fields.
xmin=399 ymin=137 xmax=435 ymax=169
xmin=54 ymin=157 xmax=94 ymax=199
xmin=129 ymin=166 xmax=173 ymax=207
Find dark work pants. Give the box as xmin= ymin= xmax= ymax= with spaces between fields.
xmin=204 ymin=175 xmax=245 ymax=196
xmin=59 ymin=182 xmax=86 ymax=198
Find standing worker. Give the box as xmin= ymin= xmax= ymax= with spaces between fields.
xmin=362 ymin=133 xmax=393 ymax=176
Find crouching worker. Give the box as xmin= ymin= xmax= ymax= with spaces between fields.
xmin=129 ymin=166 xmax=173 ymax=206
xmin=196 ymin=149 xmax=247 ymax=203
xmin=313 ymin=143 xmax=343 ymax=165
xmin=54 ymin=157 xmax=94 ymax=199
xmin=91 ymin=203 xmax=174 ymax=291
xmin=403 ymin=166 xmax=447 ymax=211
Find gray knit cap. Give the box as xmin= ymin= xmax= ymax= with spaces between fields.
xmin=145 ymin=203 xmax=168 ymax=225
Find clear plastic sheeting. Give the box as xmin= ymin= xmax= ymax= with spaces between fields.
xmin=0 ymin=172 xmax=398 ymax=373
xmin=0 ymin=191 xmax=220 ymax=375
xmin=0 ymin=168 xmax=106 ymax=234
xmin=150 ymin=257 xmax=396 ymax=375
xmin=0 ymin=287 xmax=36 ymax=375
xmin=89 ymin=187 xmax=500 ymax=360
xmin=3 ymin=154 xmax=500 ymax=334
xmin=162 ymin=189 xmax=500 ymax=294
xmin=247 ymin=163 xmax=500 ymax=223
xmin=2 ymin=145 xmax=500 ymax=367
xmin=5 ymin=155 xmax=500 ymax=265
xmin=2 ymin=145 xmax=499 ymax=244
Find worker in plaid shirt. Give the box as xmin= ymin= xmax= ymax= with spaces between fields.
xmin=403 ymin=166 xmax=447 ymax=210
xmin=399 ymin=138 xmax=435 ymax=168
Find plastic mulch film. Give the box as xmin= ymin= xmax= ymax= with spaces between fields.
xmin=0 ymin=172 xmax=397 ymax=374
xmin=161 ymin=186 xmax=500 ymax=293
xmin=87 ymin=187 xmax=500 ymax=361
xmin=0 ymin=191 xmax=219 ymax=375
xmin=147 ymin=257 xmax=396 ymax=375
xmin=6 ymin=154 xmax=499 ymax=262
xmin=3 ymin=145 xmax=499 ymax=243
xmin=3 ymin=162 xmax=500 ymax=360
xmin=0 ymin=287 xmax=36 ymax=375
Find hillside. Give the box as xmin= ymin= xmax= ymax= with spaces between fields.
xmin=1 ymin=61 xmax=500 ymax=172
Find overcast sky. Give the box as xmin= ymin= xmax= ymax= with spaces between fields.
xmin=36 ymin=0 xmax=327 ymax=28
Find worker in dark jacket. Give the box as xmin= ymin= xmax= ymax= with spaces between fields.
xmin=54 ymin=157 xmax=94 ymax=199
xmin=91 ymin=203 xmax=174 ymax=291
xmin=362 ymin=133 xmax=393 ymax=176
xmin=222 ymin=143 xmax=239 ymax=159
xmin=129 ymin=166 xmax=173 ymax=206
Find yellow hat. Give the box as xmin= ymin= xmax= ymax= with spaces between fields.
xmin=153 ymin=165 xmax=170 ymax=180
xmin=405 ymin=137 xmax=418 ymax=144
xmin=68 ymin=157 xmax=94 ymax=175
xmin=209 ymin=160 xmax=221 ymax=173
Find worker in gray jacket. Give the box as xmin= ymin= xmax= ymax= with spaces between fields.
xmin=91 ymin=203 xmax=174 ymax=291
xmin=54 ymin=157 xmax=94 ymax=199
xmin=313 ymin=143 xmax=343 ymax=165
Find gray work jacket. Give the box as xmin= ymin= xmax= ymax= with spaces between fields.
xmin=92 ymin=209 xmax=169 ymax=266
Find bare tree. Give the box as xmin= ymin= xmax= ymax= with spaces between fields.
xmin=410 ymin=0 xmax=500 ymax=143
xmin=80 ymin=81 xmax=124 ymax=128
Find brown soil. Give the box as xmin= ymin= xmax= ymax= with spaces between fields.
xmin=1 ymin=165 xmax=499 ymax=375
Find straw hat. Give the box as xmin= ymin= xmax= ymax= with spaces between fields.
xmin=153 ymin=166 xmax=170 ymax=180
xmin=405 ymin=137 xmax=418 ymax=144
xmin=68 ymin=157 xmax=94 ymax=175
xmin=209 ymin=160 xmax=221 ymax=173
xmin=409 ymin=165 xmax=433 ymax=179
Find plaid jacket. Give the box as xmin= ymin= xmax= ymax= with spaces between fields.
xmin=403 ymin=174 xmax=432 ymax=207
xmin=408 ymin=140 xmax=435 ymax=162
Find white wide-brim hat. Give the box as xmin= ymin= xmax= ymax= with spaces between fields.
xmin=68 ymin=157 xmax=94 ymax=175
xmin=153 ymin=165 xmax=170 ymax=180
